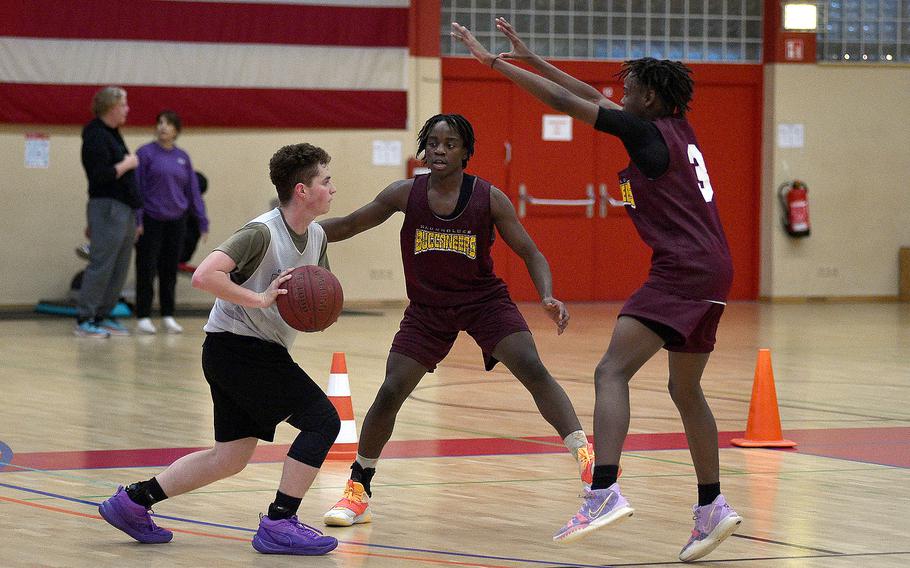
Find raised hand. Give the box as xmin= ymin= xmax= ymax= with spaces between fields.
xmin=450 ymin=22 xmax=496 ymax=66
xmin=495 ymin=17 xmax=534 ymax=61
xmin=542 ymin=296 xmax=570 ymax=335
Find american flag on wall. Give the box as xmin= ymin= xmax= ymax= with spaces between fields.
xmin=0 ymin=0 xmax=409 ymax=128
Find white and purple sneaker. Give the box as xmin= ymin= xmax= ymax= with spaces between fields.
xmin=678 ymin=494 xmax=742 ymax=562
xmin=553 ymin=482 xmax=634 ymax=543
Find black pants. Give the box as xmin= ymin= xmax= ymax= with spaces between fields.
xmin=135 ymin=215 xmax=187 ymax=318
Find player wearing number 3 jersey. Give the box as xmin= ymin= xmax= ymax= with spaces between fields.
xmin=453 ymin=18 xmax=741 ymax=562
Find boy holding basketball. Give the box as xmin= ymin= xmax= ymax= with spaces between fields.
xmin=98 ymin=143 xmax=341 ymax=556
xmin=318 ymin=114 xmax=595 ymax=529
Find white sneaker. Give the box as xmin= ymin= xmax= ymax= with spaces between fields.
xmin=162 ymin=316 xmax=183 ymax=334
xmin=135 ymin=317 xmax=157 ymax=334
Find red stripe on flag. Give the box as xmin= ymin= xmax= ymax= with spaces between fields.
xmin=0 ymin=84 xmax=407 ymax=128
xmin=0 ymin=0 xmax=408 ymax=47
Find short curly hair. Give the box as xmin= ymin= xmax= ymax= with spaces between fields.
xmin=269 ymin=143 xmax=331 ymax=204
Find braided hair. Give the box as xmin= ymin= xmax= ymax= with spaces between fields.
xmin=416 ymin=114 xmax=475 ymax=168
xmin=617 ymin=58 xmax=694 ymax=117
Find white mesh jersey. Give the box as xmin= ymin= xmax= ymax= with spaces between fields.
xmin=203 ymin=208 xmax=325 ymax=349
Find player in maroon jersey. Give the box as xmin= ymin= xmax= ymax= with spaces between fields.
xmin=453 ymin=19 xmax=742 ymax=562
xmin=318 ymin=113 xmax=595 ymax=528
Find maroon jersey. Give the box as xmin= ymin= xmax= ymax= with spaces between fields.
xmin=400 ymin=174 xmax=508 ymax=307
xmin=618 ymin=117 xmax=733 ymax=301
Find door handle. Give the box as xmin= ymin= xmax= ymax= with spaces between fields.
xmin=599 ymin=183 xmax=626 ymax=217
xmin=518 ymin=183 xmax=595 ymax=218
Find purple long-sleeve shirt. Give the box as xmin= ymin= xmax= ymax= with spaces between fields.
xmin=136 ymin=141 xmax=209 ymax=232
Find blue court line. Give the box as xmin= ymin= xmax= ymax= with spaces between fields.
xmin=0 ymin=480 xmax=619 ymax=568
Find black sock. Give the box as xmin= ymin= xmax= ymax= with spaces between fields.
xmin=125 ymin=478 xmax=168 ymax=509
xmin=591 ymin=465 xmax=620 ymax=490
xmin=698 ymin=482 xmax=721 ymax=506
xmin=267 ymin=490 xmax=302 ymax=520
xmin=350 ymin=462 xmax=376 ymax=497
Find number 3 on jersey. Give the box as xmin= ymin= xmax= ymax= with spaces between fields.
xmin=687 ymin=144 xmax=714 ymax=203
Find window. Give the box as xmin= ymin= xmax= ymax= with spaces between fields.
xmin=441 ymin=0 xmax=764 ymax=62
xmin=816 ymin=0 xmax=910 ymax=62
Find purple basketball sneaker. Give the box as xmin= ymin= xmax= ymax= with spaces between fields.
xmin=678 ymin=494 xmax=742 ymax=562
xmin=553 ymin=482 xmax=634 ymax=543
xmin=252 ymin=514 xmax=338 ymax=556
xmin=98 ymin=486 xmax=172 ymax=544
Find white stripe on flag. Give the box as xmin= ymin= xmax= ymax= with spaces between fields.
xmin=0 ymin=38 xmax=407 ymax=91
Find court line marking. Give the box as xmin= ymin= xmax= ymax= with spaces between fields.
xmin=0 ymin=481 xmax=614 ymax=568
xmin=5 ymin=481 xmax=909 ymax=566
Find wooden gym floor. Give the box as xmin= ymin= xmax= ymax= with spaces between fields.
xmin=1 ymin=301 xmax=908 ymax=567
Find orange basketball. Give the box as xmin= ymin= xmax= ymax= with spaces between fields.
xmin=276 ymin=265 xmax=343 ymax=332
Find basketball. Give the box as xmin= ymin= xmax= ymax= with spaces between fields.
xmin=276 ymin=265 xmax=343 ymax=332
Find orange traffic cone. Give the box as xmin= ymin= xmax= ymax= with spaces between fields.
xmin=326 ymin=352 xmax=359 ymax=460
xmin=731 ymin=349 xmax=796 ymax=448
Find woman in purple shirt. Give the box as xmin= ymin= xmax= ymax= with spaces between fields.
xmin=135 ymin=110 xmax=209 ymax=334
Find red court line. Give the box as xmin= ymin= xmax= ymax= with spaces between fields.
xmin=0 ymin=495 xmax=515 ymax=567
xmin=3 ymin=427 xmax=908 ymax=473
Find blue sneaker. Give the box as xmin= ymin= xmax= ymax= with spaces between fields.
xmin=252 ymin=514 xmax=338 ymax=555
xmin=74 ymin=320 xmax=110 ymax=338
xmin=97 ymin=318 xmax=130 ymax=336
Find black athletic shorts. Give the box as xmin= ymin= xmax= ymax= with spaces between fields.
xmin=202 ymin=332 xmax=328 ymax=442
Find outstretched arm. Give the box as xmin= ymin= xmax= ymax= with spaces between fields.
xmin=319 ymin=179 xmax=411 ymax=242
xmin=490 ymin=187 xmax=569 ymax=334
xmin=495 ymin=18 xmax=620 ymax=111
xmin=452 ymin=22 xmax=602 ymax=126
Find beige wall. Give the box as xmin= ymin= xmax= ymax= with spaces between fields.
xmin=761 ymin=64 xmax=910 ymax=299
xmin=0 ymin=57 xmax=440 ymax=308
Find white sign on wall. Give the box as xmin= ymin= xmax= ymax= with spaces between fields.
xmin=777 ymin=123 xmax=805 ymax=148
xmin=25 ymin=133 xmax=50 ymax=168
xmin=372 ymin=140 xmax=402 ymax=166
xmin=542 ymin=114 xmax=573 ymax=141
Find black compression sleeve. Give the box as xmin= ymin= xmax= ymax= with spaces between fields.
xmin=594 ymin=107 xmax=670 ymax=179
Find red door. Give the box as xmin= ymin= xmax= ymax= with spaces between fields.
xmin=500 ymin=87 xmax=599 ymax=301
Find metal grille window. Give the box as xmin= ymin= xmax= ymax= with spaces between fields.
xmin=817 ymin=0 xmax=910 ymax=62
xmin=441 ymin=0 xmax=764 ymax=62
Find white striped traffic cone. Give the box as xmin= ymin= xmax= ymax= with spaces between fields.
xmin=326 ymin=352 xmax=358 ymax=460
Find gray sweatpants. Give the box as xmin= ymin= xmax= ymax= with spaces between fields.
xmin=77 ymin=198 xmax=136 ymax=321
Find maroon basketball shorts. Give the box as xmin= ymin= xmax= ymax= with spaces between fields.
xmin=390 ymin=296 xmax=530 ymax=372
xmin=619 ymin=285 xmax=725 ymax=353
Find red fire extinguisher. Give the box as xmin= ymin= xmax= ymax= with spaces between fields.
xmin=778 ymin=180 xmax=810 ymax=237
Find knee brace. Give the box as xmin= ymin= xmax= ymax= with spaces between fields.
xmin=286 ymin=396 xmax=340 ymax=468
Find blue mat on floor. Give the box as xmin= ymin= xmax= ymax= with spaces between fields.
xmin=35 ymin=300 xmax=132 ymax=318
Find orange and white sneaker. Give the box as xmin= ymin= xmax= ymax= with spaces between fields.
xmin=323 ymin=480 xmax=372 ymax=527
xmin=577 ymin=443 xmax=595 ymax=488
xmin=576 ymin=443 xmax=621 ymax=490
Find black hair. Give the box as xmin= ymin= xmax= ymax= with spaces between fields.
xmin=416 ymin=113 xmax=475 ymax=168
xmin=617 ymin=58 xmax=694 ymax=117
xmin=269 ymin=143 xmax=331 ymax=204
xmin=156 ymin=109 xmax=182 ymax=132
